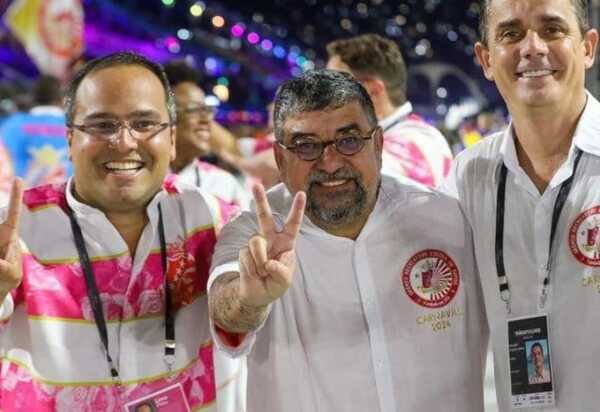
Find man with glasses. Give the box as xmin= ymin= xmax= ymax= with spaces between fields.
xmin=326 ymin=34 xmax=453 ymax=187
xmin=0 ymin=52 xmax=237 ymax=410
xmin=207 ymin=70 xmax=488 ymax=411
xmin=164 ymin=61 xmax=249 ymax=208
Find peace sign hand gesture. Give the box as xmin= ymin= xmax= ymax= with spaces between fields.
xmin=238 ymin=183 xmax=306 ymax=308
xmin=0 ymin=180 xmax=24 ymax=298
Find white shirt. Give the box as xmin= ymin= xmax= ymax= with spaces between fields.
xmin=380 ymin=102 xmax=453 ymax=187
xmin=177 ymin=159 xmax=250 ymax=209
xmin=209 ymin=175 xmax=488 ymax=412
xmin=442 ymin=92 xmax=600 ymax=412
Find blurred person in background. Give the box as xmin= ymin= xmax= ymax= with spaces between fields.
xmin=164 ymin=60 xmax=250 ymax=209
xmin=0 ymin=75 xmax=72 ymax=189
xmin=327 ymin=33 xmax=453 ymax=187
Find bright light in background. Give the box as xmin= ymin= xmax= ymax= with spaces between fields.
xmin=162 ymin=0 xmax=175 ymax=6
xmin=190 ymin=2 xmax=204 ymax=16
xmin=205 ymin=95 xmax=220 ymax=107
xmin=247 ymin=32 xmax=260 ymax=44
xmin=273 ymin=46 xmax=286 ymax=59
xmin=204 ymin=57 xmax=218 ymax=73
xmin=165 ymin=37 xmax=180 ymax=53
xmin=231 ymin=23 xmax=245 ymax=37
xmin=177 ymin=29 xmax=191 ymax=40
xmin=260 ymin=39 xmax=273 ymax=51
xmin=213 ymin=85 xmax=229 ymax=102
xmin=217 ymin=77 xmax=229 ymax=86
xmin=212 ymin=15 xmax=225 ymax=28
xmin=436 ymin=87 xmax=448 ymax=98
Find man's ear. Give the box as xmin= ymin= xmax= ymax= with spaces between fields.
xmin=583 ymin=28 xmax=599 ymax=69
xmin=474 ymin=41 xmax=494 ymax=81
xmin=362 ymin=77 xmax=386 ymax=98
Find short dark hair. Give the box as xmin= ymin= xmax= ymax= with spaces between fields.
xmin=531 ymin=342 xmax=544 ymax=355
xmin=326 ymin=34 xmax=407 ymax=106
xmin=479 ymin=0 xmax=590 ymax=46
xmin=273 ymin=69 xmax=377 ymax=142
xmin=64 ymin=51 xmax=176 ymax=125
xmin=32 ymin=75 xmax=63 ymax=106
xmin=163 ymin=60 xmax=202 ymax=88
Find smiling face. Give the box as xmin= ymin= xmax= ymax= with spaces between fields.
xmin=67 ymin=64 xmax=175 ymax=213
xmin=173 ymin=81 xmax=212 ymax=159
xmin=475 ymin=0 xmax=598 ymax=116
xmin=274 ymin=101 xmax=383 ymax=238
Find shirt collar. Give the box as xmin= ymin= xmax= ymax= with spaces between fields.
xmin=66 ymin=177 xmax=168 ymax=223
xmin=379 ymin=101 xmax=413 ymax=131
xmin=495 ymin=90 xmax=600 ymax=187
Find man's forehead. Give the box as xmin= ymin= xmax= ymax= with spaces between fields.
xmin=174 ymin=82 xmax=205 ymax=103
xmin=282 ymin=102 xmax=368 ymax=135
xmin=488 ymin=0 xmax=575 ymax=26
xmin=74 ymin=64 xmax=168 ymax=117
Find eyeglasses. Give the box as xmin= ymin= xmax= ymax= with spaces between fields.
xmin=277 ymin=127 xmax=379 ymax=161
xmin=177 ymin=104 xmax=216 ymax=117
xmin=68 ymin=119 xmax=172 ymax=142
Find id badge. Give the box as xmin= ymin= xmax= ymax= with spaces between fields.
xmin=507 ymin=315 xmax=555 ymax=409
xmin=123 ymin=383 xmax=191 ymax=412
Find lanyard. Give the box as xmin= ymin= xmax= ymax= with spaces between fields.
xmin=495 ymin=149 xmax=583 ymax=313
xmin=195 ymin=164 xmax=201 ymax=187
xmin=66 ymin=203 xmax=175 ymax=383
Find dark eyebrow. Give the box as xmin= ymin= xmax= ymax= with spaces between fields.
xmin=335 ymin=123 xmax=362 ymax=134
xmin=539 ymin=14 xmax=569 ymax=26
xmin=495 ymin=18 xmax=521 ymax=33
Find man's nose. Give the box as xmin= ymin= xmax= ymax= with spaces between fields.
xmin=520 ymin=30 xmax=549 ymax=59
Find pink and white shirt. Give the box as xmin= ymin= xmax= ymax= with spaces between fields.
xmin=381 ymin=102 xmax=453 ymax=187
xmin=176 ymin=159 xmax=250 ymax=210
xmin=0 ymin=179 xmax=241 ymax=411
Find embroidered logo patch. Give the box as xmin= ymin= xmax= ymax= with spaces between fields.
xmin=569 ymin=206 xmax=600 ymax=266
xmin=402 ymin=250 xmax=460 ymax=308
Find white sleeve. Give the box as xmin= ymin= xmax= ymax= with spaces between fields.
xmin=208 ymin=211 xmax=268 ymax=358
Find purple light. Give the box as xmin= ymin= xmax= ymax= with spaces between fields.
xmin=247 ymin=32 xmax=260 ymax=44
xmin=260 ymin=39 xmax=273 ymax=51
xmin=231 ymin=24 xmax=245 ymax=38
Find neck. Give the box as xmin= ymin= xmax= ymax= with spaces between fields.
xmin=105 ymin=211 xmax=148 ymax=256
xmin=510 ymin=97 xmax=586 ymax=193
xmin=375 ymin=98 xmax=398 ymax=121
xmin=171 ymin=151 xmax=197 ymax=174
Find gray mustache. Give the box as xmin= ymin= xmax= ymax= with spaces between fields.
xmin=308 ymin=168 xmax=359 ymax=184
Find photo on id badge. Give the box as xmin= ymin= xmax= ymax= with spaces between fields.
xmin=124 ymin=383 xmax=191 ymax=412
xmin=508 ymin=315 xmax=555 ymax=408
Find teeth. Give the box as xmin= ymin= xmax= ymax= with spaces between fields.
xmin=521 ymin=69 xmax=553 ymax=78
xmin=105 ymin=161 xmax=143 ymax=171
xmin=320 ymin=180 xmax=347 ymax=187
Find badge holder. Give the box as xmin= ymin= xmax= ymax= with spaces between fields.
xmin=507 ymin=315 xmax=555 ymax=409
xmin=124 ymin=383 xmax=191 ymax=412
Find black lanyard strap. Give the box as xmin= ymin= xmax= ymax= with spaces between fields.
xmin=495 ymin=149 xmax=583 ymax=312
xmin=67 ymin=202 xmax=175 ymax=381
xmin=158 ymin=203 xmax=176 ymax=368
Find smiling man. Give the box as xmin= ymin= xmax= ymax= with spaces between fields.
xmin=0 ymin=52 xmax=237 ymax=410
xmin=207 ymin=70 xmax=488 ymax=412
xmin=442 ymin=0 xmax=600 ymax=410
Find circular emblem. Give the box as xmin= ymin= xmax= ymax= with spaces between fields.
xmin=569 ymin=206 xmax=600 ymax=266
xmin=38 ymin=0 xmax=84 ymax=58
xmin=402 ymin=250 xmax=460 ymax=308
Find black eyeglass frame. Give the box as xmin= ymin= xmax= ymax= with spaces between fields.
xmin=277 ymin=126 xmax=380 ymax=161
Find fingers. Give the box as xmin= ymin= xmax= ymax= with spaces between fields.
xmin=5 ymin=179 xmax=23 ymax=232
xmin=248 ymin=235 xmax=269 ymax=277
xmin=283 ymin=191 xmax=306 ymax=240
xmin=252 ymin=183 xmax=275 ymax=236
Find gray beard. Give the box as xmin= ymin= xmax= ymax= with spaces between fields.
xmin=306 ymin=177 xmax=367 ymax=227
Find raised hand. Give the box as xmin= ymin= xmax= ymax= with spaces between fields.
xmin=0 ymin=179 xmax=24 ymax=298
xmin=238 ymin=183 xmax=306 ymax=307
